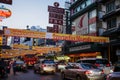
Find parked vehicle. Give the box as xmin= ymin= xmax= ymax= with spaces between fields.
xmin=61 ymin=63 xmax=105 ymax=80
xmin=56 ymin=60 xmax=67 ymax=72
xmin=4 ymin=60 xmax=11 ymax=73
xmin=34 ymin=59 xmax=56 ymax=74
xmin=76 ymin=58 xmax=113 ymax=75
xmin=15 ymin=60 xmax=27 ymax=72
xmin=23 ymin=54 xmax=38 ymax=67
xmin=114 ymin=61 xmax=120 ymax=72
xmin=106 ymin=72 xmax=120 ymax=80
xmin=0 ymin=65 xmax=8 ymax=78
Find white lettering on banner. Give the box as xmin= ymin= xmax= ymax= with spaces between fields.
xmin=69 ymin=45 xmax=91 ymax=52
xmin=46 ymin=33 xmax=53 ymax=39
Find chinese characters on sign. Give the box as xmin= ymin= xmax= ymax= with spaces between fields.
xmin=0 ymin=0 xmax=12 ymax=5
xmin=48 ymin=2 xmax=65 ymax=25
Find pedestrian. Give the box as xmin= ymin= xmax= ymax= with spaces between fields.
xmin=12 ymin=60 xmax=17 ymax=75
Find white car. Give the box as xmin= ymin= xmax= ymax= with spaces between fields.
xmin=34 ymin=59 xmax=56 ymax=74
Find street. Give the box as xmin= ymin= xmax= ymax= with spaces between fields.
xmin=2 ymin=69 xmax=62 ymax=80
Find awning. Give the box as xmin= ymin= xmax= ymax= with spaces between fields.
xmin=66 ymin=52 xmax=101 ymax=57
xmin=56 ymin=56 xmax=70 ymax=60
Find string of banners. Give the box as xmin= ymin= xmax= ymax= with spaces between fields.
xmin=4 ymin=28 xmax=109 ymax=43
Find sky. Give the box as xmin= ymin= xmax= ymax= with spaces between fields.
xmin=0 ymin=0 xmax=67 ymax=29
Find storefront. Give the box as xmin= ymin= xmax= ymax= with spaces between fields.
xmin=64 ymin=42 xmax=103 ymax=62
xmin=66 ymin=52 xmax=101 ymax=62
xmin=102 ymin=27 xmax=120 ymax=63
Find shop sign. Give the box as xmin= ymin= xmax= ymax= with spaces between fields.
xmin=48 ymin=2 xmax=64 ymax=25
xmin=13 ymin=36 xmax=20 ymax=44
xmin=69 ymin=45 xmax=91 ymax=52
xmin=0 ymin=7 xmax=12 ymax=18
xmin=0 ymin=0 xmax=12 ymax=5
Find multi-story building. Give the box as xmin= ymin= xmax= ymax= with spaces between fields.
xmin=63 ymin=0 xmax=111 ymax=62
xmin=100 ymin=0 xmax=120 ymax=63
xmin=23 ymin=26 xmax=46 ymax=46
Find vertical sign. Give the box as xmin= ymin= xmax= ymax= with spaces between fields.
xmin=13 ymin=36 xmax=20 ymax=44
xmin=48 ymin=2 xmax=65 ymax=25
xmin=0 ymin=0 xmax=12 ymax=5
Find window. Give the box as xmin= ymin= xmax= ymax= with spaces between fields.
xmin=89 ymin=9 xmax=96 ymax=19
xmin=107 ymin=18 xmax=116 ymax=29
xmin=106 ymin=1 xmax=115 ymax=13
xmin=86 ymin=0 xmax=92 ymax=6
xmin=89 ymin=23 xmax=96 ymax=33
xmin=81 ymin=2 xmax=86 ymax=9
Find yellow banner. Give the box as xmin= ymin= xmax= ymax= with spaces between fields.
xmin=4 ymin=28 xmax=109 ymax=43
xmin=33 ymin=46 xmax=61 ymax=53
xmin=12 ymin=44 xmax=29 ymax=49
xmin=0 ymin=37 xmax=2 ymax=45
xmin=4 ymin=28 xmax=46 ymax=38
xmin=52 ymin=33 xmax=109 ymax=43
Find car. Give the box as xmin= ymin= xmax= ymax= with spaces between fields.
xmin=0 ymin=65 xmax=8 ymax=78
xmin=56 ymin=60 xmax=67 ymax=72
xmin=106 ymin=72 xmax=120 ymax=80
xmin=61 ymin=63 xmax=105 ymax=80
xmin=76 ymin=58 xmax=113 ymax=75
xmin=113 ymin=61 xmax=120 ymax=72
xmin=34 ymin=59 xmax=56 ymax=74
xmin=4 ymin=60 xmax=11 ymax=73
xmin=15 ymin=60 xmax=27 ymax=72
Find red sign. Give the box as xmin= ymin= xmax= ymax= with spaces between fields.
xmin=0 ymin=0 xmax=12 ymax=5
xmin=0 ymin=8 xmax=12 ymax=18
xmin=48 ymin=6 xmax=65 ymax=14
xmin=53 ymin=25 xmax=59 ymax=33
xmin=49 ymin=12 xmax=63 ymax=20
xmin=88 ymin=17 xmax=97 ymax=24
xmin=49 ymin=18 xmax=63 ymax=25
xmin=47 ymin=26 xmax=53 ymax=32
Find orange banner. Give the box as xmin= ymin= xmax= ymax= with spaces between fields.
xmin=4 ymin=28 xmax=109 ymax=43
xmin=4 ymin=28 xmax=46 ymax=38
xmin=52 ymin=33 xmax=109 ymax=43
xmin=33 ymin=46 xmax=61 ymax=53
xmin=12 ymin=44 xmax=29 ymax=49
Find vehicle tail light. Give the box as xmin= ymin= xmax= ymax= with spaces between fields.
xmin=106 ymin=63 xmax=110 ymax=67
xmin=7 ymin=66 xmax=10 ymax=69
xmin=101 ymin=69 xmax=104 ymax=74
xmin=42 ymin=64 xmax=46 ymax=68
xmin=2 ymin=70 xmax=5 ymax=72
xmin=85 ymin=70 xmax=92 ymax=75
xmin=95 ymin=63 xmax=100 ymax=67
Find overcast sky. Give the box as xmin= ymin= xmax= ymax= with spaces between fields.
xmin=0 ymin=0 xmax=66 ymax=29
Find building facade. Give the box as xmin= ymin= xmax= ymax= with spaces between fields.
xmin=101 ymin=0 xmax=120 ymax=63
xmin=63 ymin=0 xmax=111 ymax=62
